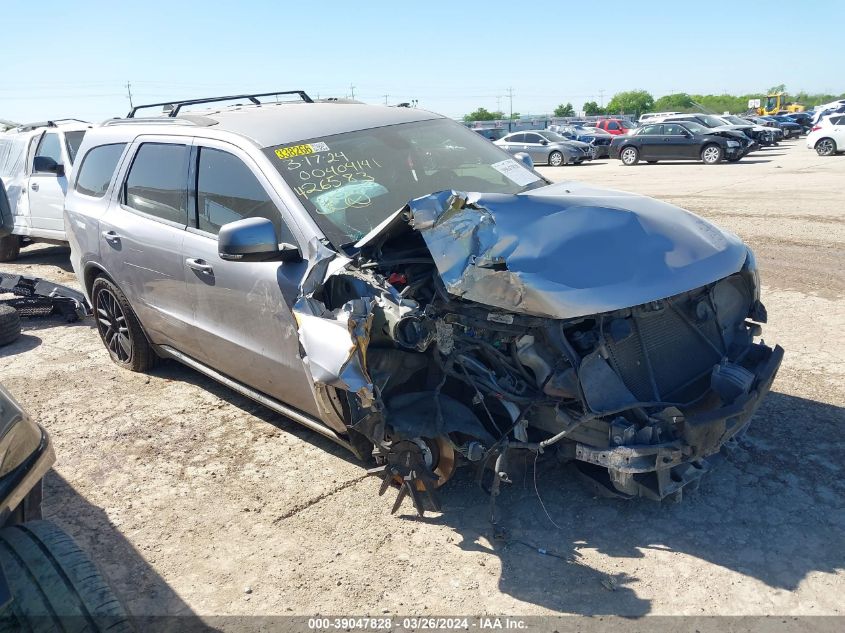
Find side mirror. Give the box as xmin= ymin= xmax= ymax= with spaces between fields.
xmin=539 ymin=139 xmax=549 ymax=145
xmin=33 ymin=156 xmax=64 ymax=176
xmin=218 ymin=217 xmax=301 ymax=263
xmin=513 ymin=152 xmax=534 ymax=170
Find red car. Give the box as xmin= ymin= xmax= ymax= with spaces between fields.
xmin=594 ymin=118 xmax=637 ymax=135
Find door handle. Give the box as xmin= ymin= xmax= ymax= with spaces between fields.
xmin=101 ymin=230 xmax=121 ymax=243
xmin=186 ymin=258 xmax=214 ymax=275
xmin=30 ymin=182 xmax=39 ymax=192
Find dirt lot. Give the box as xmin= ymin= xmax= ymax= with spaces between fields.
xmin=1 ymin=139 xmax=843 ymax=622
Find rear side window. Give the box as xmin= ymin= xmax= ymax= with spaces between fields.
xmin=641 ymin=125 xmax=662 ymax=135
xmin=507 ymin=133 xmax=525 ymax=143
xmin=34 ymin=133 xmax=63 ymax=169
xmin=195 ymin=147 xmax=292 ymax=242
xmin=124 ymin=143 xmax=188 ymax=224
xmin=607 ymin=121 xmax=620 ymax=131
xmin=75 ymin=143 xmax=126 ymax=198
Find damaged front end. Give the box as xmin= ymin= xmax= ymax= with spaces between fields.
xmin=291 ymin=186 xmax=782 ymax=513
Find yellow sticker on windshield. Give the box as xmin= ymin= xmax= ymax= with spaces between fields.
xmin=275 ymin=142 xmax=330 ymax=160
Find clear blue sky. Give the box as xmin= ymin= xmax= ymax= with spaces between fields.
xmin=1 ymin=0 xmax=839 ymax=123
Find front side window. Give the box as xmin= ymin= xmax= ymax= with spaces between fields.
xmin=607 ymin=121 xmax=619 ymax=131
xmin=124 ymin=143 xmax=188 ymax=224
xmin=195 ymin=147 xmax=292 ymax=243
xmin=34 ymin=133 xmax=63 ymax=170
xmin=64 ymin=131 xmax=86 ymax=164
xmin=264 ymin=118 xmax=546 ymax=246
xmin=664 ymin=124 xmax=685 ymax=136
xmin=75 ymin=143 xmax=126 ymax=198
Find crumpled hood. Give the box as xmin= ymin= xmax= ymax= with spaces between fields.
xmin=361 ymin=182 xmax=748 ymax=320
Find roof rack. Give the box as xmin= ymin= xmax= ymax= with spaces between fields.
xmin=15 ymin=119 xmax=89 ymax=132
xmin=127 ymin=90 xmax=314 ymax=118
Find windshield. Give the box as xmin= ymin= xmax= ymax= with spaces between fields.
xmin=698 ymin=115 xmax=727 ymax=128
xmin=723 ymin=116 xmax=749 ymax=125
xmin=765 ymin=96 xmax=778 ymax=110
xmin=64 ymin=130 xmax=86 ymax=164
xmin=539 ymin=131 xmax=568 ymax=142
xmin=681 ymin=121 xmax=709 ymax=134
xmin=264 ymin=118 xmax=547 ymax=246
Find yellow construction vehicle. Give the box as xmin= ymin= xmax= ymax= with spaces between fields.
xmin=756 ymin=93 xmax=805 ymax=115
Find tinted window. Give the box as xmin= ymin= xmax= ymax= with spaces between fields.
xmin=196 ymin=147 xmax=292 ymax=242
xmin=34 ymin=133 xmax=63 ymax=169
xmin=607 ymin=121 xmax=619 ymax=130
xmin=640 ymin=125 xmax=662 ymax=135
xmin=124 ymin=143 xmax=188 ymax=224
xmin=506 ymin=133 xmax=525 ymax=143
xmin=64 ymin=131 xmax=86 ymax=164
xmin=664 ymin=124 xmax=685 ymax=135
xmin=75 ymin=143 xmax=126 ymax=198
xmin=523 ymin=133 xmax=543 ymax=143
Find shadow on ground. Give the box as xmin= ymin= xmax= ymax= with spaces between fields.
xmin=400 ymin=391 xmax=845 ymax=615
xmin=13 ymin=245 xmax=74 ymax=272
xmin=43 ymin=472 xmax=219 ymax=632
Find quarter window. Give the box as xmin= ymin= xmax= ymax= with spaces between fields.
xmin=195 ymin=147 xmax=292 ymax=242
xmin=124 ymin=143 xmax=189 ymax=224
xmin=75 ymin=144 xmax=127 ymax=198
xmin=34 ymin=133 xmax=63 ymax=170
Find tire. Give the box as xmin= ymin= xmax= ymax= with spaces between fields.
xmin=815 ymin=138 xmax=837 ymax=156
xmin=701 ymin=144 xmax=724 ymax=164
xmin=0 ymin=235 xmax=19 ymax=262
xmin=548 ymin=151 xmax=564 ymax=166
xmin=620 ymin=146 xmax=639 ymax=165
xmin=0 ymin=305 xmax=21 ymax=347
xmin=0 ymin=520 xmax=134 ymax=632
xmin=91 ymin=277 xmax=156 ymax=372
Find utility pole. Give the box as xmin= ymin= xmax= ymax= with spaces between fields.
xmin=383 ymin=94 xmax=389 ymax=105
xmin=349 ymin=83 xmax=356 ymax=99
xmin=496 ymin=95 xmax=502 ymax=113
xmin=507 ymin=87 xmax=514 ymax=119
xmin=598 ymin=89 xmax=605 ymax=108
xmin=125 ymin=81 xmax=134 ymax=109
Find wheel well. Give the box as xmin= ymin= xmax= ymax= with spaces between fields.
xmin=620 ymin=145 xmax=637 ymax=153
xmin=83 ymin=263 xmax=111 ymax=298
xmin=815 ymin=137 xmax=835 ymax=146
xmin=701 ymin=142 xmax=722 ymax=153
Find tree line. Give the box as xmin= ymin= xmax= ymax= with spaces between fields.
xmin=464 ymin=87 xmax=845 ymax=121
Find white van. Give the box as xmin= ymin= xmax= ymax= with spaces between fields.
xmin=639 ymin=111 xmax=684 ymax=123
xmin=0 ymin=120 xmax=90 ymax=261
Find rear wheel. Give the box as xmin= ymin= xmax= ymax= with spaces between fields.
xmin=548 ymin=151 xmax=564 ymax=166
xmin=0 ymin=520 xmax=134 ymax=632
xmin=701 ymin=144 xmax=724 ymax=164
xmin=620 ymin=146 xmax=639 ymax=165
xmin=0 ymin=235 xmax=20 ymax=262
xmin=92 ymin=277 xmax=156 ymax=372
xmin=815 ymin=138 xmax=837 ymax=156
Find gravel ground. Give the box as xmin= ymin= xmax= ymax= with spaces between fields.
xmin=0 ymin=139 xmax=842 ymax=622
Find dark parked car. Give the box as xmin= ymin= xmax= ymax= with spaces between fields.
xmin=610 ymin=121 xmax=751 ymax=165
xmin=770 ymin=115 xmax=804 ymax=138
xmin=785 ymin=112 xmax=813 ymax=133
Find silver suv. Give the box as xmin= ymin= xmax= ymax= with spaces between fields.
xmin=65 ymin=91 xmax=783 ymax=514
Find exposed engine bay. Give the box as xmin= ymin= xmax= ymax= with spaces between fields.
xmin=292 ymin=189 xmax=783 ymax=515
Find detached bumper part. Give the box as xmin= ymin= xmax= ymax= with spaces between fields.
xmin=0 ymin=273 xmax=91 ymax=321
xmin=574 ymin=343 xmax=783 ymax=501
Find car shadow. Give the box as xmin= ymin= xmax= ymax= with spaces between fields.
xmin=14 ymin=244 xmax=73 ymax=271
xmin=635 ymin=160 xmax=772 ymax=166
xmin=148 ymin=360 xmax=360 ymax=467
xmin=395 ymin=391 xmax=844 ymax=615
xmin=43 ymin=472 xmax=217 ymax=632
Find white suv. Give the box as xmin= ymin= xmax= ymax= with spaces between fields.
xmin=806 ymin=114 xmax=845 ymax=156
xmin=0 ymin=120 xmax=90 ymax=260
